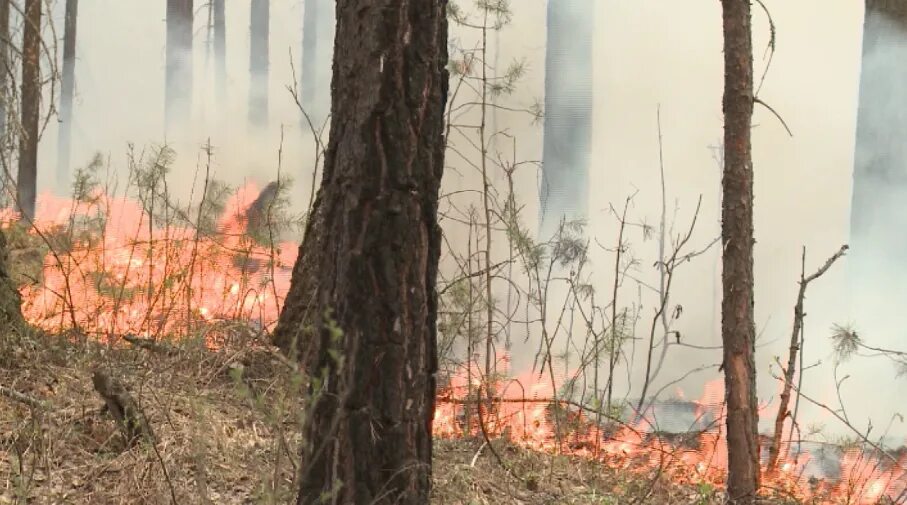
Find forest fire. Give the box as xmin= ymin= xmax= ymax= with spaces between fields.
xmin=434 ymin=371 xmax=907 ymax=504
xmin=2 ymin=183 xmax=297 ymax=341
xmin=4 ymin=188 xmax=905 ymax=504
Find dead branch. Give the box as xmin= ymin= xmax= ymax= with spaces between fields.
xmin=0 ymin=383 xmax=45 ymax=409
xmin=767 ymin=244 xmax=847 ymax=472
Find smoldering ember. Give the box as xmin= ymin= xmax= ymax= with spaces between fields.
xmin=0 ymin=1 xmax=905 ymax=504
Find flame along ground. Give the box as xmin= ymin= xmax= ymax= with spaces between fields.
xmin=4 ymin=187 xmax=906 ymax=503
xmin=2 ymin=183 xmax=297 ymax=340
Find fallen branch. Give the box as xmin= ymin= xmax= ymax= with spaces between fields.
xmin=0 ymin=384 xmax=45 ymax=409
xmin=767 ymin=244 xmax=847 ymax=473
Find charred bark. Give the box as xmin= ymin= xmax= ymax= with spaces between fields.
xmin=274 ymin=0 xmax=449 ymax=502
xmin=213 ymin=0 xmax=225 ymax=108
xmin=165 ymin=0 xmax=193 ymax=132
xmin=248 ymin=0 xmax=269 ymax=128
xmin=56 ymin=0 xmax=78 ymax=190
xmin=720 ymin=0 xmax=761 ymax=502
xmin=16 ymin=0 xmax=40 ymax=222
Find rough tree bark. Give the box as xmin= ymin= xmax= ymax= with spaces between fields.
xmin=273 ymin=0 xmax=449 ymax=502
xmin=165 ymin=0 xmax=193 ymax=132
xmin=17 ymin=0 xmax=41 ymax=221
xmin=0 ymin=0 xmax=10 ymax=141
xmin=248 ymin=0 xmax=269 ymax=128
xmin=538 ymin=0 xmax=593 ymax=240
xmin=56 ymin=0 xmax=78 ymax=190
xmin=213 ymin=0 xmax=225 ymax=108
xmin=720 ymin=0 xmax=761 ymax=502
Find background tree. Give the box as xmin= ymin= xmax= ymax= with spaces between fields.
xmin=17 ymin=0 xmax=41 ymax=221
xmin=248 ymin=0 xmax=269 ymax=128
xmin=273 ymin=0 xmax=449 ymax=502
xmin=165 ymin=0 xmax=193 ymax=132
xmin=0 ymin=229 xmax=22 ymax=328
xmin=720 ymin=0 xmax=761 ymax=502
xmin=213 ymin=0 xmax=225 ymax=108
xmin=56 ymin=0 xmax=78 ymax=190
xmin=848 ymin=1 xmax=907 ymax=343
xmin=538 ymin=0 xmax=593 ymax=240
xmin=0 ymin=0 xmax=10 ymax=142
xmin=300 ymin=0 xmax=334 ymax=127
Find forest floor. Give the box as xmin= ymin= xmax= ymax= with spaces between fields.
xmin=0 ymin=331 xmax=825 ymax=504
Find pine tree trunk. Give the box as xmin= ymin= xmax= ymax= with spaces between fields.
xmin=538 ymin=0 xmax=593 ymax=240
xmin=720 ymin=0 xmax=761 ymax=502
xmin=0 ymin=0 xmax=10 ymax=143
xmin=849 ymin=1 xmax=907 ymax=330
xmin=248 ymin=0 xmax=269 ymax=128
xmin=300 ymin=0 xmax=333 ymax=127
xmin=274 ymin=0 xmax=449 ymax=502
xmin=165 ymin=0 xmax=193 ymax=132
xmin=56 ymin=0 xmax=78 ymax=191
xmin=17 ymin=0 xmax=41 ymax=221
xmin=213 ymin=0 xmax=225 ymax=108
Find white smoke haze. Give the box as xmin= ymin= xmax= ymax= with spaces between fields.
xmin=27 ymin=0 xmax=902 ymax=445
xmin=440 ymin=0 xmax=907 ymax=447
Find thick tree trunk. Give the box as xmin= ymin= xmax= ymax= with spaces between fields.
xmin=300 ymin=0 xmax=334 ymax=127
xmin=56 ymin=0 xmax=78 ymax=191
xmin=17 ymin=0 xmax=41 ymax=222
xmin=0 ymin=0 xmax=10 ymax=142
xmin=274 ymin=0 xmax=449 ymax=502
xmin=213 ymin=0 xmax=225 ymax=108
xmin=165 ymin=0 xmax=193 ymax=133
xmin=538 ymin=0 xmax=593 ymax=240
xmin=720 ymin=1 xmax=760 ymax=502
xmin=248 ymin=0 xmax=269 ymax=128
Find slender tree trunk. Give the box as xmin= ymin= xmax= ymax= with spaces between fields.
xmin=165 ymin=0 xmax=193 ymax=133
xmin=56 ymin=0 xmax=78 ymax=191
xmin=720 ymin=0 xmax=760 ymax=502
xmin=538 ymin=0 xmax=593 ymax=240
xmin=274 ymin=0 xmax=449 ymax=502
xmin=213 ymin=0 xmax=225 ymax=107
xmin=248 ymin=0 xmax=269 ymax=128
xmin=17 ymin=0 xmax=41 ymax=221
xmin=300 ymin=0 xmax=334 ymax=127
xmin=0 ymin=0 xmax=10 ymax=143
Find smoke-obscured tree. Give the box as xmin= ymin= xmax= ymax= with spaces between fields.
xmin=273 ymin=0 xmax=449 ymax=501
xmin=248 ymin=0 xmax=269 ymax=128
xmin=720 ymin=0 xmax=761 ymax=502
xmin=56 ymin=0 xmax=78 ymax=190
xmin=300 ymin=0 xmax=334 ymax=127
xmin=17 ymin=0 xmax=41 ymax=221
xmin=165 ymin=0 xmax=193 ymax=132
xmin=0 ymin=0 xmax=10 ymax=142
xmin=213 ymin=0 xmax=225 ymax=107
xmin=849 ymin=1 xmax=907 ymax=324
xmin=538 ymin=0 xmax=593 ymax=240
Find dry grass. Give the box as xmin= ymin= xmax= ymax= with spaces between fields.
xmin=0 ymin=331 xmax=819 ymax=505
